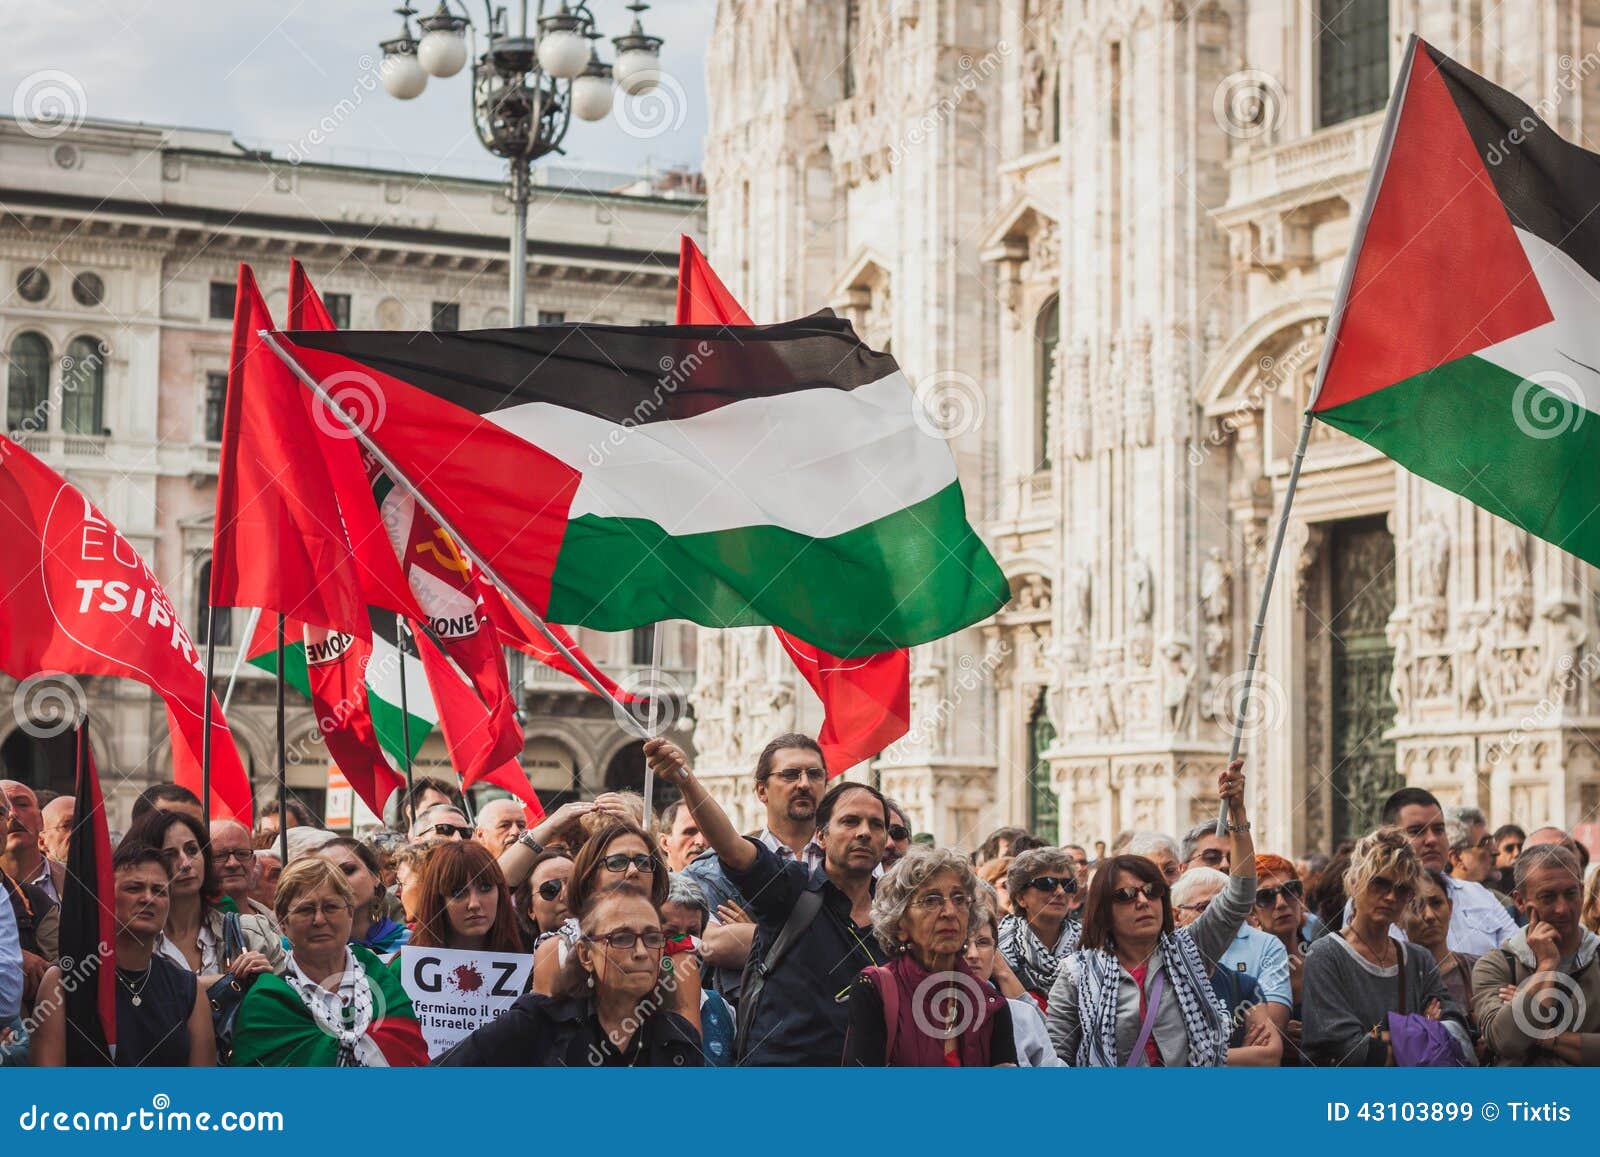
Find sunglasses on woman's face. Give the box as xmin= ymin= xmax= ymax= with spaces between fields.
xmin=1027 ymin=875 xmax=1078 ymax=895
xmin=1368 ymin=876 xmax=1414 ymax=902
xmin=1253 ymin=880 xmax=1304 ymax=908
xmin=602 ymin=853 xmax=657 ymax=874
xmin=1110 ymin=883 xmax=1164 ymax=905
xmin=888 ymin=825 xmax=911 ymax=842
xmin=536 ymin=879 xmax=567 ymax=902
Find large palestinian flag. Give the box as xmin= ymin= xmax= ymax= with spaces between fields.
xmin=1312 ymin=37 xmax=1600 ymax=567
xmin=274 ymin=318 xmax=1009 ymax=657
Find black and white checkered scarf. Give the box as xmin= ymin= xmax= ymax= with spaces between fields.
xmin=1071 ymin=929 xmax=1229 ymax=1067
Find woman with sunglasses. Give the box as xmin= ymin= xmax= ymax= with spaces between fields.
xmin=998 ymin=847 xmax=1082 ymax=1010
xmin=1249 ymin=853 xmax=1311 ymax=1063
xmin=1046 ymin=760 xmax=1255 ymax=1066
xmin=1302 ymin=828 xmax=1468 ymax=1066
xmin=437 ymin=889 xmax=702 ymax=1066
xmin=407 ymin=841 xmax=526 ymax=955
xmin=514 ymin=850 xmax=573 ymax=946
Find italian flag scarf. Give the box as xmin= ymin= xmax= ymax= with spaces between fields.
xmin=229 ymin=944 xmax=427 ymax=1067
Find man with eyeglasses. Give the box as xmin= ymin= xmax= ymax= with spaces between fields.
xmin=1372 ymin=788 xmax=1516 ymax=954
xmin=409 ymin=805 xmax=473 ymax=843
xmin=209 ymin=819 xmax=275 ymax=923
xmin=646 ymin=735 xmax=891 ymax=1066
xmin=1180 ymin=820 xmax=1232 ymax=875
xmin=1492 ymin=824 xmax=1526 ymax=891
xmin=1174 ymin=859 xmax=1293 ymax=1044
xmin=38 ymin=797 xmax=74 ymax=867
xmin=882 ymin=799 xmax=912 ymax=869
xmin=680 ymin=733 xmax=833 ymax=999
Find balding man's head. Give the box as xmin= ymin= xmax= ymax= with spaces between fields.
xmin=474 ymin=798 xmax=527 ymax=853
xmin=411 ymin=805 xmax=471 ymax=842
xmin=40 ymin=796 xmax=75 ymax=862
xmin=209 ymin=819 xmax=256 ymax=900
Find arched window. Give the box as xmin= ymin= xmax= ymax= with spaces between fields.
xmin=1033 ymin=296 xmax=1060 ymax=470
xmin=61 ymin=336 xmax=105 ymax=435
xmin=6 ymin=331 xmax=51 ymax=432
xmin=196 ymin=560 xmax=232 ymax=646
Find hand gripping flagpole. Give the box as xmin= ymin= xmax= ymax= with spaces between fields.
xmin=258 ymin=331 xmax=634 ymax=720
xmin=1214 ymin=33 xmax=1417 ymax=837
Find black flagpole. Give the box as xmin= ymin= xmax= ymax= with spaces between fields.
xmin=201 ymin=604 xmax=217 ymax=827
xmin=276 ymin=612 xmax=288 ymax=866
xmin=397 ymin=614 xmax=416 ymax=820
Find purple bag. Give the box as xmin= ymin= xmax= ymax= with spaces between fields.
xmin=1385 ymin=937 xmax=1466 ymax=1067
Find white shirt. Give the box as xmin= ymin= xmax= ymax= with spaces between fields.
xmin=26 ymin=860 xmax=59 ymax=906
xmin=156 ymin=925 xmax=220 ymax=976
xmin=756 ymin=828 xmax=825 ymax=874
xmin=0 ymin=894 xmax=21 ymax=1022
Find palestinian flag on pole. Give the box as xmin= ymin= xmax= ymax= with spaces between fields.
xmin=272 ymin=318 xmax=1009 ymax=657
xmin=1312 ymin=36 xmax=1600 ymax=567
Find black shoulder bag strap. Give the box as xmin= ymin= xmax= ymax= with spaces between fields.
xmin=734 ymin=889 xmax=824 ymax=1061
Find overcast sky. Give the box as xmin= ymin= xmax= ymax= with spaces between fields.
xmin=5 ymin=1 xmax=712 ymax=181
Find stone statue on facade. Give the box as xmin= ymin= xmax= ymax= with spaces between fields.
xmin=1161 ymin=638 xmax=1195 ymax=734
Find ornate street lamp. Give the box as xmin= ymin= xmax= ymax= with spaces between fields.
xmin=376 ymin=2 xmax=664 ymax=324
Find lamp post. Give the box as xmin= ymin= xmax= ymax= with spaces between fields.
xmin=377 ymin=1 xmax=664 ymax=325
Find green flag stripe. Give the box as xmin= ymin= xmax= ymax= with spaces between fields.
xmin=545 ymin=479 xmax=1009 ymax=657
xmin=1316 ymin=353 xmax=1600 ymax=568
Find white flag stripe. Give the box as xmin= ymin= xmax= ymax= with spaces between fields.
xmin=1476 ymin=227 xmax=1600 ymax=413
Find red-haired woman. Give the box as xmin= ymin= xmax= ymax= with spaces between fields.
xmin=408 ymin=841 xmax=526 ymax=954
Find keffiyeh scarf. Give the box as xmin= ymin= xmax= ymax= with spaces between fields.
xmin=998 ymin=912 xmax=1080 ymax=999
xmin=282 ymin=946 xmax=377 ymax=1066
xmin=1072 ymin=929 xmax=1229 ymax=1068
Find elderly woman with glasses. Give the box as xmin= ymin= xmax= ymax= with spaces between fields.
xmin=842 ymin=847 xmax=1015 ymax=1066
xmin=998 ymin=847 xmax=1082 ymax=1009
xmin=1302 ymin=828 xmax=1469 ymax=1066
xmin=230 ymin=858 xmax=428 ymax=1067
xmin=1046 ymin=761 xmax=1256 ymax=1066
xmin=438 ymin=889 xmax=702 ymax=1066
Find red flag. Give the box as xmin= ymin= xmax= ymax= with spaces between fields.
xmin=674 ymin=236 xmax=911 ymax=774
xmin=62 ymin=721 xmax=115 ymax=1064
xmin=0 ymin=437 xmax=253 ymax=822
xmin=211 ymin=264 xmax=367 ymax=635
xmin=478 ymin=581 xmax=641 ymax=704
xmin=302 ymin=623 xmax=405 ymax=819
xmin=410 ymin=625 xmax=522 ymax=784
xmin=479 ymin=760 xmax=546 ymax=824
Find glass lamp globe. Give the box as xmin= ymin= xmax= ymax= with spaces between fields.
xmin=537 ymin=28 xmax=590 ymax=79
xmin=418 ymin=28 xmax=467 ymax=77
xmin=571 ymin=72 xmax=614 ymax=121
xmin=381 ymin=51 xmax=429 ymax=99
xmin=612 ymin=48 xmax=660 ymax=96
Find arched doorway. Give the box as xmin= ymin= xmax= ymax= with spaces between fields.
xmin=0 ymin=727 xmax=76 ymax=797
xmin=604 ymin=740 xmax=646 ymax=795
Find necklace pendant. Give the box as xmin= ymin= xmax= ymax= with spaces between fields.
xmin=130 ymin=994 xmax=142 ymax=1007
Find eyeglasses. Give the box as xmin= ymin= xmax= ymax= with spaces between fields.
xmin=1253 ymin=880 xmax=1304 ymax=908
xmin=286 ymin=900 xmax=352 ymax=921
xmin=536 ymin=879 xmax=567 ymax=902
xmin=215 ymin=848 xmax=255 ymax=863
xmin=430 ymin=823 xmax=473 ymax=839
xmin=1110 ymin=883 xmax=1164 ymax=905
xmin=1368 ymin=876 xmax=1414 ymax=902
xmin=1176 ymin=901 xmax=1210 ymax=914
xmin=1190 ymin=849 xmax=1228 ymax=868
xmin=602 ymin=853 xmax=657 ymax=874
xmin=1026 ymin=876 xmax=1078 ymax=895
xmin=1500 ymin=842 xmax=1523 ymax=855
xmin=770 ymin=767 xmax=826 ymax=785
xmin=1401 ymin=821 xmax=1448 ymax=841
xmin=586 ymin=930 xmax=667 ymax=951
xmin=909 ymin=890 xmax=971 ymax=912
xmin=888 ymin=825 xmax=911 ymax=842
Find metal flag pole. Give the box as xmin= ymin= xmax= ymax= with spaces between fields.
xmin=396 ymin=614 xmax=417 ymax=819
xmin=201 ymin=604 xmax=217 ymax=828
xmin=276 ymin=612 xmax=288 ymax=866
xmin=641 ymin=620 xmax=666 ymax=830
xmin=258 ymin=331 xmax=633 ymax=716
xmin=1214 ymin=33 xmax=1418 ymax=836
xmin=221 ymin=606 xmax=262 ymax=713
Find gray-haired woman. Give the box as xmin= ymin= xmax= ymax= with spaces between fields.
xmin=999 ymin=846 xmax=1081 ymax=1009
xmin=842 ymin=847 xmax=1016 ymax=1066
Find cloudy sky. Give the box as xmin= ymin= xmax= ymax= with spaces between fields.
xmin=5 ymin=0 xmax=713 ymax=180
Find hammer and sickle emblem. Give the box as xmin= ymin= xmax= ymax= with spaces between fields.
xmin=415 ymin=529 xmax=471 ymax=576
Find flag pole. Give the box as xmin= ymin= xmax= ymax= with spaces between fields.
xmin=276 ymin=612 xmax=288 ymax=866
xmin=396 ymin=614 xmax=417 ymax=818
xmin=1214 ymin=34 xmax=1417 ymax=837
xmin=258 ymin=331 xmax=634 ymax=718
xmin=201 ymin=604 xmax=217 ymax=828
xmin=641 ymin=620 xmax=666 ymax=830
xmin=221 ymin=606 xmax=262 ymax=713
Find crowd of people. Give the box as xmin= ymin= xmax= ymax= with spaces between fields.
xmin=2 ymin=734 xmax=1598 ymax=1068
